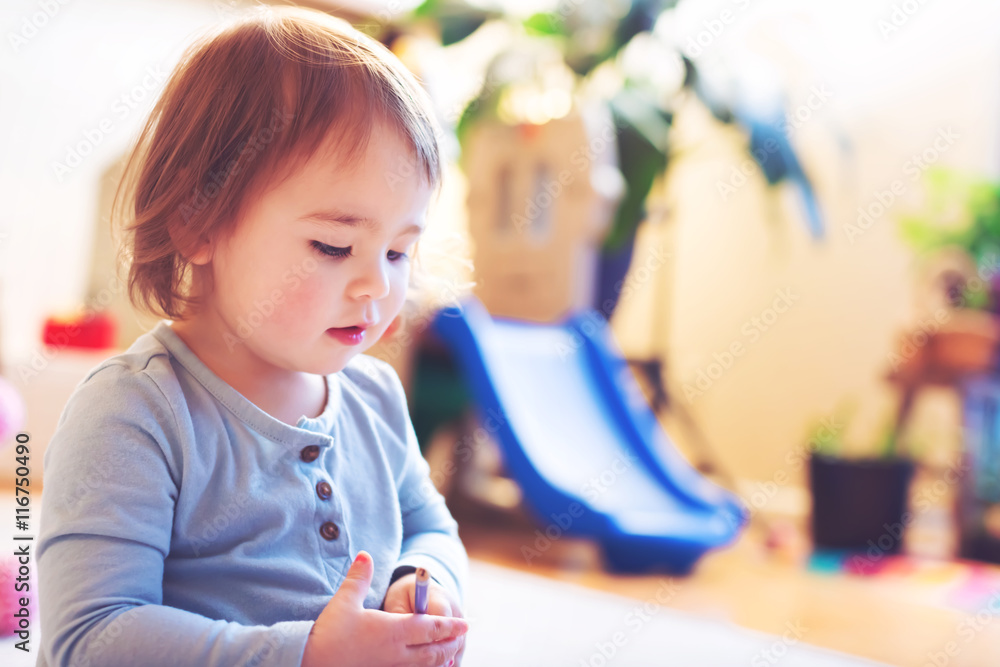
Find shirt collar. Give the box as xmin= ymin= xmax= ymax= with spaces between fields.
xmin=150 ymin=320 xmax=339 ymax=447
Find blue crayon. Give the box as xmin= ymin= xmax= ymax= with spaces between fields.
xmin=414 ymin=567 xmax=429 ymax=614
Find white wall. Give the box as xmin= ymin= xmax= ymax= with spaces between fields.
xmin=0 ymin=0 xmax=251 ymax=365
xmin=3 ymin=0 xmax=1000 ymax=493
xmin=611 ymin=0 xmax=1000 ymax=487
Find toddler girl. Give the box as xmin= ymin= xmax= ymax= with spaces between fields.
xmin=36 ymin=5 xmax=468 ymax=666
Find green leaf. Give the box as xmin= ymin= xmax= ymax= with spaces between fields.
xmin=413 ymin=0 xmax=495 ymax=45
xmin=875 ymin=421 xmax=899 ymax=459
xmin=898 ymin=167 xmax=1000 ymax=290
xmin=523 ymin=12 xmax=565 ymax=37
xmin=603 ymin=89 xmax=671 ymax=252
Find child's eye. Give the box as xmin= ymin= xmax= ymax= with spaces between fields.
xmin=310 ymin=240 xmax=351 ymax=258
xmin=387 ymin=250 xmax=409 ymax=262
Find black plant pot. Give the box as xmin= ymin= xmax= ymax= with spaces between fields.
xmin=809 ymin=453 xmax=916 ymax=553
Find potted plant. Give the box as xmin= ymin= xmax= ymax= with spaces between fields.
xmin=807 ymin=408 xmax=916 ymax=555
xmin=901 ymin=167 xmax=1000 ymax=563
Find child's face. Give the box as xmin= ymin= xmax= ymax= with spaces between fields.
xmin=193 ymin=123 xmax=431 ymax=375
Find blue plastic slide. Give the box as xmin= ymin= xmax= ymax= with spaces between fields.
xmin=432 ymin=297 xmax=746 ymax=575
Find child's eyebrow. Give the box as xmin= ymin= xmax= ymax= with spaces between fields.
xmin=300 ymin=209 xmax=423 ymax=235
xmin=299 ymin=209 xmax=377 ymax=230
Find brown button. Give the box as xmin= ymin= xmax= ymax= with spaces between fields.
xmin=320 ymin=521 xmax=339 ymax=540
xmin=316 ymin=480 xmax=332 ymax=500
xmin=300 ymin=445 xmax=320 ymax=463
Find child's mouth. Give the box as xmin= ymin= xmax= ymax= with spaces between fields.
xmin=326 ymin=326 xmax=366 ymax=346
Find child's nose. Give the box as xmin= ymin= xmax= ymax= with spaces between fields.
xmin=349 ymin=256 xmax=391 ymax=301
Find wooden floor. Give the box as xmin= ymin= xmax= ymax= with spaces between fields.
xmin=453 ymin=501 xmax=1000 ymax=667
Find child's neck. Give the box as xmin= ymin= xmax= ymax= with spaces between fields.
xmin=169 ymin=318 xmax=328 ymax=425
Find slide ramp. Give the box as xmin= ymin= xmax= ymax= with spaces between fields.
xmin=432 ymin=297 xmax=746 ymax=574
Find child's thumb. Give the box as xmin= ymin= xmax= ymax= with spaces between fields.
xmin=336 ymin=551 xmax=374 ymax=606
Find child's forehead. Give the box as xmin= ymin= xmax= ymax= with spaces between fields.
xmin=274 ymin=144 xmax=433 ymax=228
xmin=291 ymin=123 xmax=415 ymax=180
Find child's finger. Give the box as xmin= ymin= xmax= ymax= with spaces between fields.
xmin=398 ymin=613 xmax=469 ymax=646
xmin=404 ymin=635 xmax=463 ymax=667
xmin=381 ymin=583 xmax=412 ymax=614
xmin=425 ymin=593 xmax=452 ymax=617
xmin=444 ymin=632 xmax=466 ymax=667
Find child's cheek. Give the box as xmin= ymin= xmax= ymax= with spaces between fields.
xmin=268 ymin=267 xmax=331 ymax=333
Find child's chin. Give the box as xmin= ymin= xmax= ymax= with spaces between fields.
xmin=318 ymin=351 xmax=362 ymax=375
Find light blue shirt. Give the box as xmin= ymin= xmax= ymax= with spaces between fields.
xmin=36 ymin=321 xmax=468 ymax=667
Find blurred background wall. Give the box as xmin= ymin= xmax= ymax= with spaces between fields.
xmin=2 ymin=0 xmax=999 ymax=494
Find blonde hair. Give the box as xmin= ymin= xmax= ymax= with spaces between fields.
xmin=113 ymin=4 xmax=442 ymax=321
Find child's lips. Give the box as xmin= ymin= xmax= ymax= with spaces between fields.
xmin=326 ymin=325 xmax=368 ymax=345
xmin=336 ymin=321 xmax=373 ymax=331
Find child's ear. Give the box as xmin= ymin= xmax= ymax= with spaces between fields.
xmin=189 ymin=247 xmax=212 ymax=265
xmin=187 ymin=237 xmax=214 ymax=265
xmin=171 ymin=223 xmax=214 ymax=266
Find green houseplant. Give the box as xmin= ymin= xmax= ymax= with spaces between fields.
xmin=901 ymin=167 xmax=1000 ymax=313
xmin=899 ymin=167 xmax=1000 ymax=564
xmin=816 ymin=187 xmax=999 ymax=555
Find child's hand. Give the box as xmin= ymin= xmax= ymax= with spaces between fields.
xmin=301 ymin=551 xmax=467 ymax=667
xmin=382 ymin=571 xmax=467 ymax=667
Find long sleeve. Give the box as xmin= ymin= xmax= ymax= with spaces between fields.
xmin=377 ymin=363 xmax=469 ymax=606
xmin=36 ymin=363 xmax=312 ymax=667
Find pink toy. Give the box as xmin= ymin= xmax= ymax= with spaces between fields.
xmin=0 ymin=375 xmax=32 ymax=638
xmin=0 ymin=554 xmax=35 ymax=638
xmin=0 ymin=375 xmax=25 ymax=447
